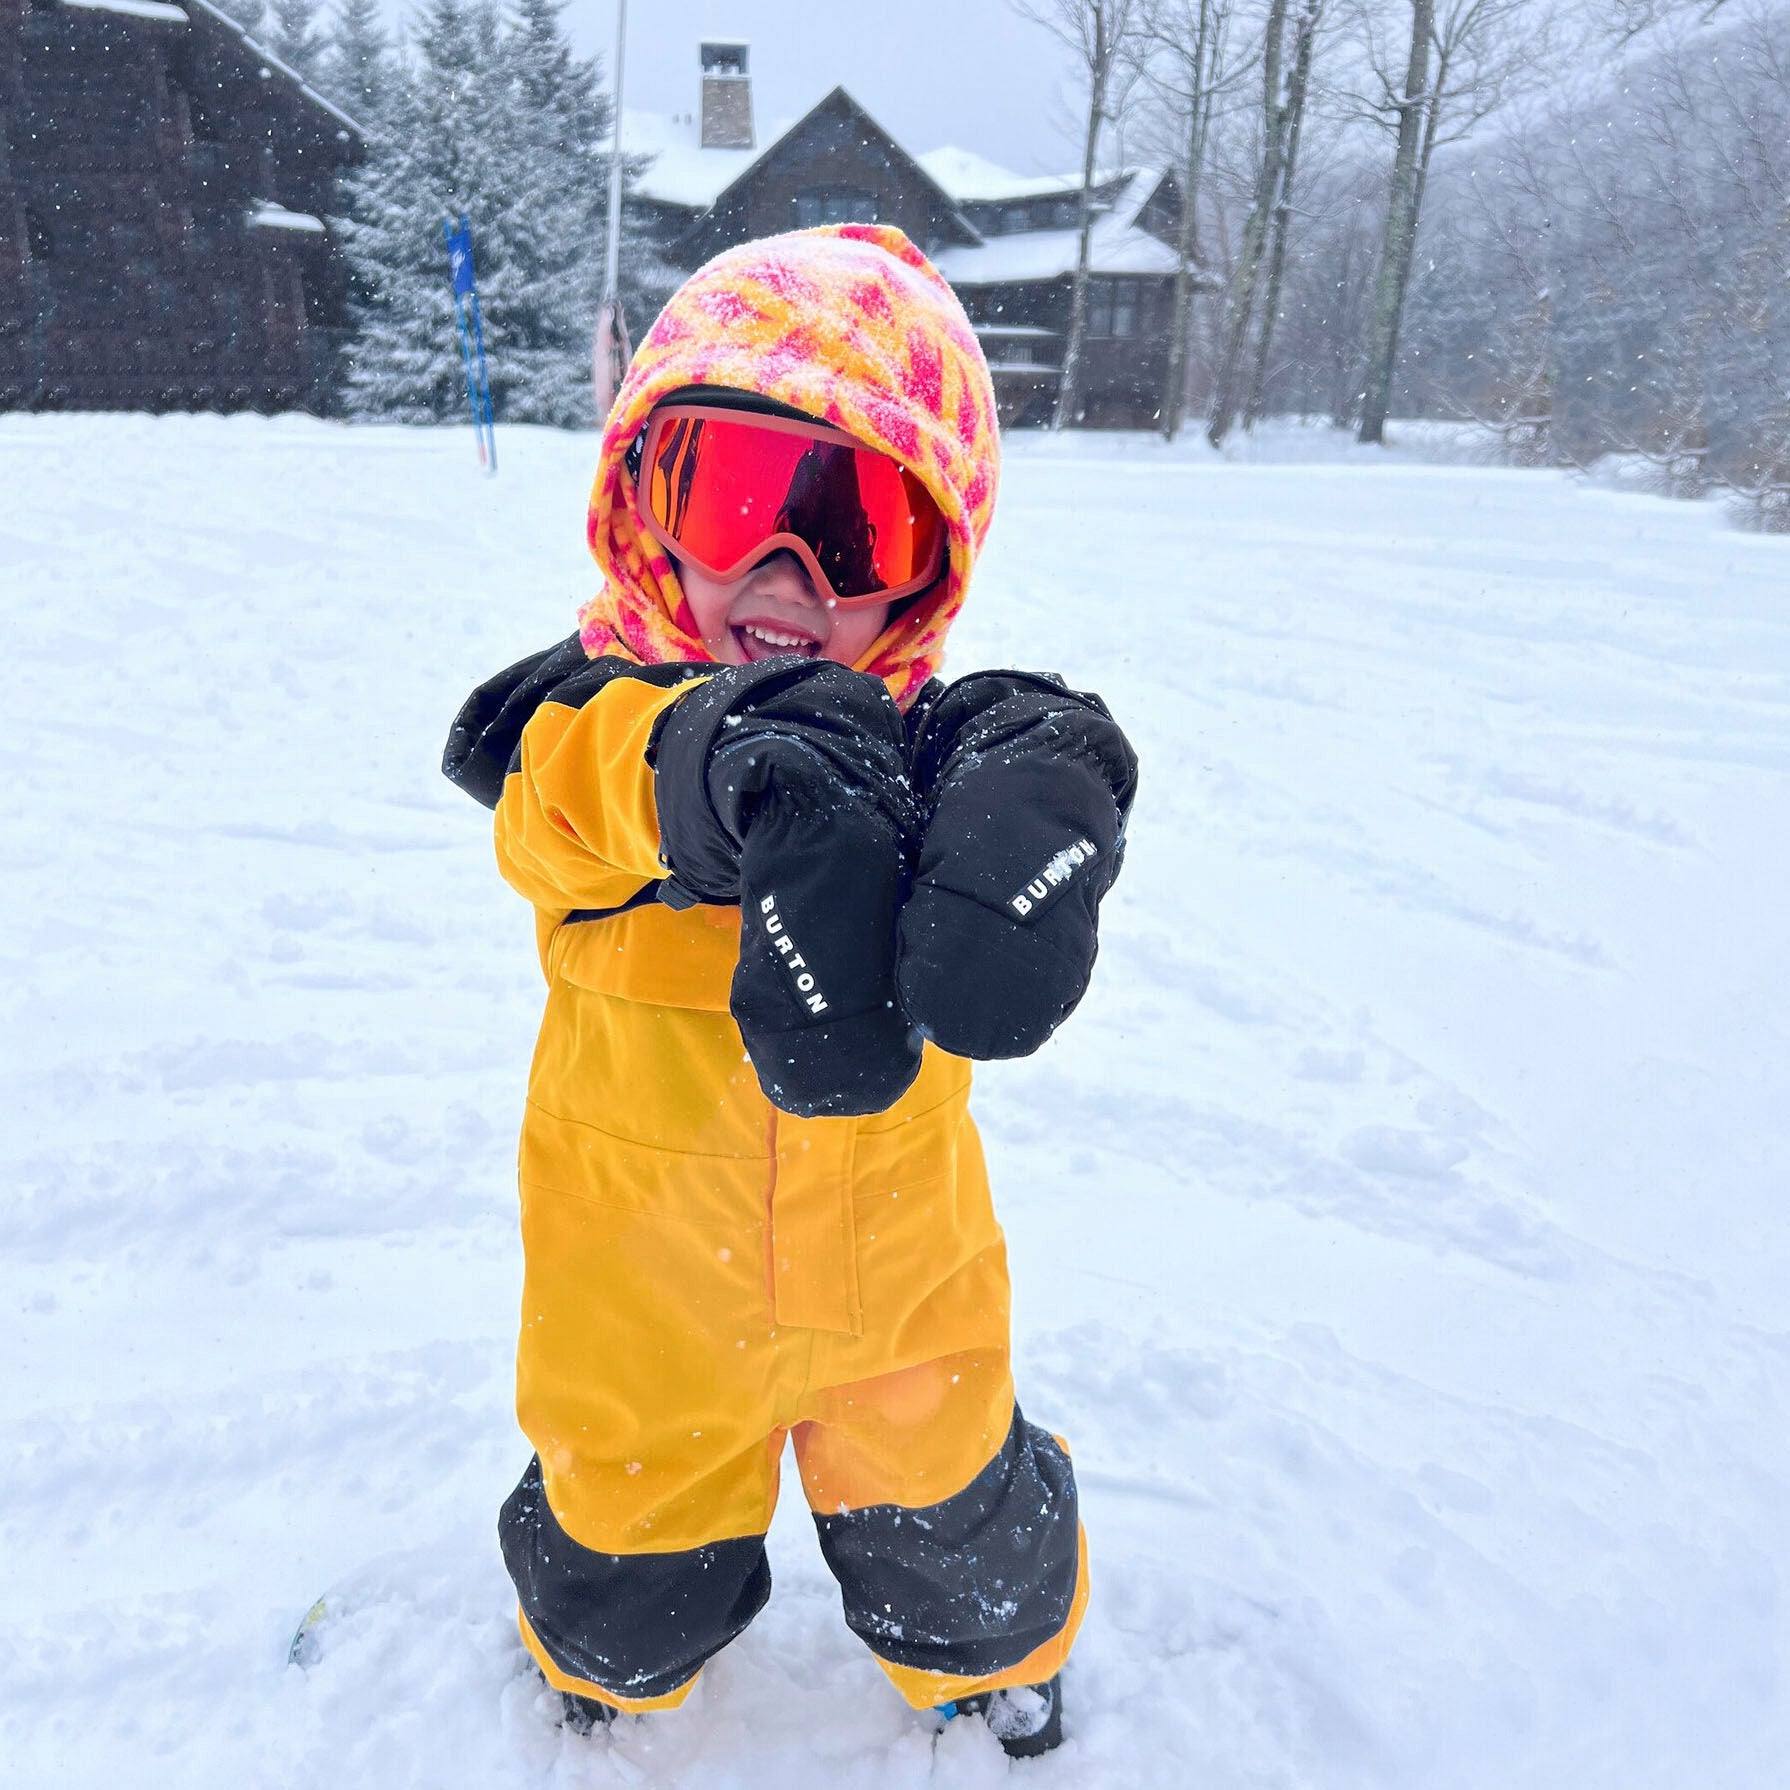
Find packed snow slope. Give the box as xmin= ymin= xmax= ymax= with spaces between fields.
xmin=3 ymin=416 xmax=1787 ymax=1790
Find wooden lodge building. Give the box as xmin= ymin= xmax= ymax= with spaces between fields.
xmin=0 ymin=19 xmax=1199 ymax=426
xmin=0 ymin=0 xmax=361 ymax=412
xmin=628 ymin=43 xmax=1206 ymax=428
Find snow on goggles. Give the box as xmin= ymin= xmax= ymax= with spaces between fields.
xmin=634 ymin=404 xmax=948 ymax=610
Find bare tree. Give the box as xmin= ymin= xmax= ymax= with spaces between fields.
xmin=1243 ymin=0 xmax=1323 ymax=425
xmin=1448 ymin=291 xmax=1559 ymax=464
xmin=1013 ymin=0 xmax=1142 ymax=428
xmin=1388 ymin=0 xmax=1788 ymax=524
xmin=1350 ymin=0 xmax=1550 ymax=443
xmin=1612 ymin=307 xmax=1714 ymax=498
xmin=1730 ymin=409 xmax=1790 ymax=532
xmin=1351 ymin=0 xmax=1432 ymax=443
xmin=1205 ymin=0 xmax=1293 ymax=443
xmin=1610 ymin=0 xmax=1731 ymax=35
xmin=1138 ymin=0 xmax=1250 ymax=436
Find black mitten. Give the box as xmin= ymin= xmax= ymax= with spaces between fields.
xmin=898 ymin=670 xmax=1138 ymax=1060
xmin=652 ymin=659 xmax=923 ymax=1118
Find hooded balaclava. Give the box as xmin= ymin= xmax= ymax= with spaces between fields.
xmin=578 ymin=225 xmax=1000 ymax=708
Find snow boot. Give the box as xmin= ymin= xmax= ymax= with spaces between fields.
xmin=558 ymin=1690 xmax=617 ymax=1735
xmin=943 ymin=1674 xmax=1064 ymax=1758
xmin=527 ymin=1660 xmax=617 ymax=1734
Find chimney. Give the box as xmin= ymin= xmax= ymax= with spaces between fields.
xmin=700 ymin=40 xmax=754 ymax=150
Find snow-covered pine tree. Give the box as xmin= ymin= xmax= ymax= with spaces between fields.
xmin=338 ymin=0 xmax=673 ymax=427
xmin=323 ymin=0 xmax=389 ymax=124
xmin=268 ymin=0 xmax=328 ymax=87
xmin=337 ymin=0 xmax=496 ymax=420
xmin=483 ymin=0 xmax=611 ymax=425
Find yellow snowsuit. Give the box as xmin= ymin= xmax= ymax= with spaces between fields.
xmin=452 ymin=226 xmax=1088 ymax=1715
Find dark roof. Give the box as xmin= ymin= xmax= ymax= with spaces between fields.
xmin=181 ymin=0 xmax=366 ymax=139
xmin=702 ymin=86 xmax=980 ymax=248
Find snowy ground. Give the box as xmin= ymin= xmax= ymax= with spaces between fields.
xmin=3 ymin=414 xmax=1787 ymax=1789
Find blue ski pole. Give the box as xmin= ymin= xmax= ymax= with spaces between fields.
xmin=468 ymin=287 xmax=497 ymax=475
xmin=449 ymin=289 xmax=485 ymax=467
xmin=444 ymin=216 xmax=494 ymax=472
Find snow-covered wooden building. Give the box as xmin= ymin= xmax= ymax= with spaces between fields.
xmin=0 ymin=0 xmax=361 ymax=412
xmin=628 ymin=45 xmax=1201 ymax=428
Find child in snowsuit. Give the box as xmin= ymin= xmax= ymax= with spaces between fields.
xmin=443 ymin=225 xmax=1137 ymax=1757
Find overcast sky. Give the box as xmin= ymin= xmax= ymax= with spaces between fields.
xmin=552 ymin=1 xmax=1093 ymax=177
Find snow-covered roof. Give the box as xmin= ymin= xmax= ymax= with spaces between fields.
xmin=248 ymin=200 xmax=326 ymax=233
xmin=917 ymin=146 xmax=1118 ymax=204
xmin=937 ymin=225 xmax=1178 ymax=282
xmin=622 ymin=90 xmax=1177 ymax=278
xmin=627 ymin=89 xmax=971 ymax=238
xmin=53 ymin=0 xmax=359 ymax=133
xmin=623 ymin=107 xmax=783 ymax=210
xmin=935 ymin=169 xmax=1179 ymax=283
xmin=60 ymin=0 xmax=188 ymax=19
xmin=183 ymin=0 xmax=363 ymax=136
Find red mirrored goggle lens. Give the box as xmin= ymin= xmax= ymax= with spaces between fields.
xmin=638 ymin=407 xmax=946 ymax=605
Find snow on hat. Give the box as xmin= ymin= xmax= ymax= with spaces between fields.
xmin=578 ymin=224 xmax=1000 ymax=707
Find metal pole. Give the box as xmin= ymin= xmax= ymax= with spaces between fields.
xmin=604 ymin=0 xmax=627 ymax=308
xmin=592 ymin=0 xmax=633 ymax=418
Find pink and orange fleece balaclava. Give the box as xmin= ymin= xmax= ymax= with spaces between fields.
xmin=578 ymin=225 xmax=1000 ymax=709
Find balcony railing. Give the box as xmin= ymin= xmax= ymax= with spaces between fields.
xmin=972 ymin=325 xmax=1061 ymax=376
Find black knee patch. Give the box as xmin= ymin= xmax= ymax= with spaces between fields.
xmin=812 ymin=1407 xmax=1080 ymax=1679
xmin=500 ymin=1457 xmax=771 ymax=1702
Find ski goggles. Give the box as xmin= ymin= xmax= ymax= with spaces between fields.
xmin=634 ymin=403 xmax=948 ymax=610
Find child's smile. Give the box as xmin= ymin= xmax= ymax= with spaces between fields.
xmin=731 ymin=611 xmax=825 ymax=662
xmin=674 ymin=549 xmax=892 ymax=668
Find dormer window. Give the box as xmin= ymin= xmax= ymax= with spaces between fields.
xmin=1000 ymin=198 xmax=1078 ymax=234
xmin=794 ymin=186 xmax=878 ymax=228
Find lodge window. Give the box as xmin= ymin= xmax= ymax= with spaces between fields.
xmin=793 ymin=187 xmax=878 ymax=227
xmin=1086 ymin=277 xmax=1140 ymax=338
xmin=1001 ymin=198 xmax=1078 ymax=234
